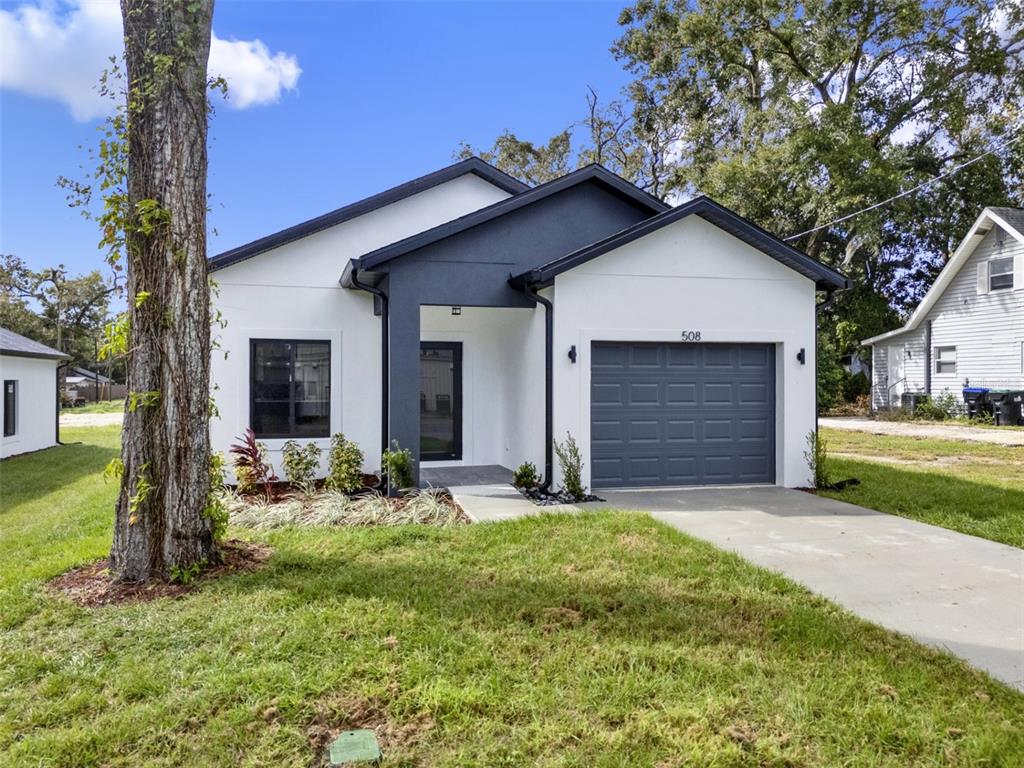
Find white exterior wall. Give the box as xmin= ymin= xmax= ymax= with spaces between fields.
xmin=420 ymin=305 xmax=544 ymax=470
xmin=929 ymin=226 xmax=1024 ymax=392
xmin=210 ymin=174 xmax=513 ymax=475
xmin=0 ymin=355 xmax=59 ymax=459
xmin=552 ymin=216 xmax=818 ymax=489
xmin=870 ymin=224 xmax=1024 ymax=409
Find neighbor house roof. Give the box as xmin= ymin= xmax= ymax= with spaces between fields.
xmin=508 ymin=196 xmax=850 ymax=291
xmin=208 ymin=157 xmax=529 ymax=272
xmin=0 ymin=327 xmax=69 ymax=360
xmin=862 ymin=206 xmax=1024 ymax=346
xmin=342 ymin=164 xmax=669 ymax=281
xmin=69 ymin=366 xmax=113 ymax=383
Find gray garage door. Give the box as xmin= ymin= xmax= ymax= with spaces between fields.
xmin=590 ymin=342 xmax=775 ymax=488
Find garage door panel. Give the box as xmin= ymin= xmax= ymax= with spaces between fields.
xmin=591 ymin=342 xmax=775 ymax=488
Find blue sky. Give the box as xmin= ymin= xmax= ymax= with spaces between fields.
xmin=1 ymin=1 xmax=632 ymax=280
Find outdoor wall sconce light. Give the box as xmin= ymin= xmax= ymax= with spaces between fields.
xmin=568 ymin=345 xmax=577 ymax=363
xmin=451 ymin=306 xmax=461 ymax=316
xmin=797 ymin=348 xmax=806 ymax=365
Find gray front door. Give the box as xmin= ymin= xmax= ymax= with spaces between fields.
xmin=590 ymin=342 xmax=775 ymax=488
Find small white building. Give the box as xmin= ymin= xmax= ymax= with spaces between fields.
xmin=1 ymin=327 xmax=68 ymax=459
xmin=208 ymin=158 xmax=848 ymax=489
xmin=863 ymin=207 xmax=1024 ymax=410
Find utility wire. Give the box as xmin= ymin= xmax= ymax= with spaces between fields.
xmin=785 ymin=132 xmax=1023 ymax=241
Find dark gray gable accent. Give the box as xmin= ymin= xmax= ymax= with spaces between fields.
xmin=354 ymin=164 xmax=669 ymax=272
xmin=510 ymin=196 xmax=850 ymax=291
xmin=208 ymin=157 xmax=529 ymax=272
xmin=0 ymin=327 xmax=69 ymax=360
xmin=989 ymin=206 xmax=1024 ymax=235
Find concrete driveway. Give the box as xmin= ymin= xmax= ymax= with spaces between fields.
xmin=595 ymin=486 xmax=1024 ymax=690
xmin=455 ymin=483 xmax=1024 ymax=689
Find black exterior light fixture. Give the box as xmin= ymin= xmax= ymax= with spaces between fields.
xmin=451 ymin=306 xmax=462 ymax=316
xmin=568 ymin=345 xmax=577 ymax=363
xmin=797 ymin=347 xmax=806 ymax=365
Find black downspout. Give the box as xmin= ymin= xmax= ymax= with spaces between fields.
xmin=522 ymin=282 xmax=554 ymax=493
xmin=56 ymin=361 xmax=70 ymax=445
xmin=348 ymin=268 xmax=389 ymax=463
xmin=815 ymin=288 xmax=838 ymax=439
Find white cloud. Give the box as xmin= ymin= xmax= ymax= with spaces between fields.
xmin=0 ymin=1 xmax=300 ymax=121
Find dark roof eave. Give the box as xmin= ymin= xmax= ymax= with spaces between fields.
xmin=510 ymin=197 xmax=849 ymax=291
xmin=356 ymin=164 xmax=670 ymax=272
xmin=209 ymin=157 xmax=529 ymax=272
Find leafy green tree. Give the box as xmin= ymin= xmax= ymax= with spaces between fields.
xmin=0 ymin=254 xmax=118 ymax=373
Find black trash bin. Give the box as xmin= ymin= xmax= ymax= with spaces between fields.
xmin=999 ymin=390 xmax=1024 ymax=427
xmin=987 ymin=388 xmax=1014 ymax=426
xmin=962 ymin=387 xmax=990 ymax=420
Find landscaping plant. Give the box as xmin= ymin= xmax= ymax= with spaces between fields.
xmin=281 ymin=440 xmax=321 ymax=495
xmin=554 ymin=432 xmax=586 ymax=499
xmin=326 ymin=433 xmax=365 ymax=493
xmin=513 ymin=461 xmax=540 ymax=489
xmin=229 ymin=428 xmax=277 ymax=499
xmin=914 ymin=390 xmax=962 ymax=421
xmin=804 ymin=430 xmax=832 ymax=490
xmin=381 ymin=441 xmax=415 ymax=492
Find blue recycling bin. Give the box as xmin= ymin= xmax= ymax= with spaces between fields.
xmin=962 ymin=387 xmax=990 ymax=420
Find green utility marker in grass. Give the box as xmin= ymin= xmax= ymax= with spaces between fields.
xmin=328 ymin=730 xmax=381 ymax=766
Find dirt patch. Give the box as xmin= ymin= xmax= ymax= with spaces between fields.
xmin=47 ymin=540 xmax=272 ymax=607
xmin=307 ymin=693 xmax=433 ymax=767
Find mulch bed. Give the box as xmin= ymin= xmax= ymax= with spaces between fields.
xmin=47 ymin=540 xmax=273 ymax=608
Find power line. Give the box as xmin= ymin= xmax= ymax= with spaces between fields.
xmin=785 ymin=132 xmax=1023 ymax=241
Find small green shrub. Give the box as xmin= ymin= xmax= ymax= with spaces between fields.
xmin=281 ymin=440 xmax=321 ymax=495
xmin=326 ymin=433 xmax=365 ymax=493
xmin=554 ymin=432 xmax=585 ymax=499
xmin=513 ymin=461 xmax=540 ymax=489
xmin=382 ymin=441 xmax=415 ymax=491
xmin=915 ymin=390 xmax=962 ymax=421
xmin=804 ymin=430 xmax=832 ymax=489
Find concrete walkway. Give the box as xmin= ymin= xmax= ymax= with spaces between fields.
xmin=454 ymin=484 xmax=1024 ymax=690
xmin=820 ymin=416 xmax=1024 ymax=446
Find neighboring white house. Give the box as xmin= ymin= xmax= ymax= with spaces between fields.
xmin=208 ymin=157 xmax=847 ymax=490
xmin=1 ymin=327 xmax=68 ymax=459
xmin=863 ymin=207 xmax=1024 ymax=411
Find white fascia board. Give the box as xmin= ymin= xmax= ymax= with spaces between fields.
xmin=860 ymin=208 xmax=1024 ymax=346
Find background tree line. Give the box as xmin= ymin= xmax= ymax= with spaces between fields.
xmin=0 ymin=253 xmax=124 ymax=380
xmin=460 ymin=0 xmax=1024 ymax=410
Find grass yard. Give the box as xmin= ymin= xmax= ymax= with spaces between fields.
xmin=1 ymin=427 xmax=1022 ymax=766
xmin=821 ymin=428 xmax=1024 ymax=548
xmin=62 ymin=399 xmax=125 ymax=415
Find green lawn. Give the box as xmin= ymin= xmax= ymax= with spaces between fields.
xmin=2 ymin=427 xmax=1022 ymax=766
xmin=62 ymin=399 xmax=125 ymax=415
xmin=821 ymin=428 xmax=1024 ymax=548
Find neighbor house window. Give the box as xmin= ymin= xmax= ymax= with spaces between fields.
xmin=990 ymin=256 xmax=1014 ymax=291
xmin=250 ymin=340 xmax=330 ymax=438
xmin=935 ymin=346 xmax=957 ymax=375
xmin=3 ymin=380 xmax=16 ymax=437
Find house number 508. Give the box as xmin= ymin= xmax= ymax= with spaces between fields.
xmin=681 ymin=331 xmax=702 ymax=341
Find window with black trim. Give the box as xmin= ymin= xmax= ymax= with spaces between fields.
xmin=3 ymin=380 xmax=15 ymax=437
xmin=935 ymin=346 xmax=957 ymax=375
xmin=990 ymin=256 xmax=1014 ymax=291
xmin=250 ymin=340 xmax=330 ymax=438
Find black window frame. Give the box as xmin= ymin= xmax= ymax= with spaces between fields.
xmin=3 ymin=380 xmax=15 ymax=437
xmin=935 ymin=346 xmax=957 ymax=375
xmin=249 ymin=339 xmax=331 ymax=439
xmin=990 ymin=256 xmax=1014 ymax=291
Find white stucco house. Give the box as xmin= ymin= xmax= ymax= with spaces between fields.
xmin=208 ymin=158 xmax=848 ymax=490
xmin=863 ymin=207 xmax=1024 ymax=412
xmin=1 ymin=328 xmax=68 ymax=459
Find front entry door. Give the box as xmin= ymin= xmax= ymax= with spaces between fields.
xmin=420 ymin=342 xmax=463 ymax=460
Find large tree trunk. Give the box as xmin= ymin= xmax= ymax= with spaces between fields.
xmin=111 ymin=0 xmax=216 ymax=582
